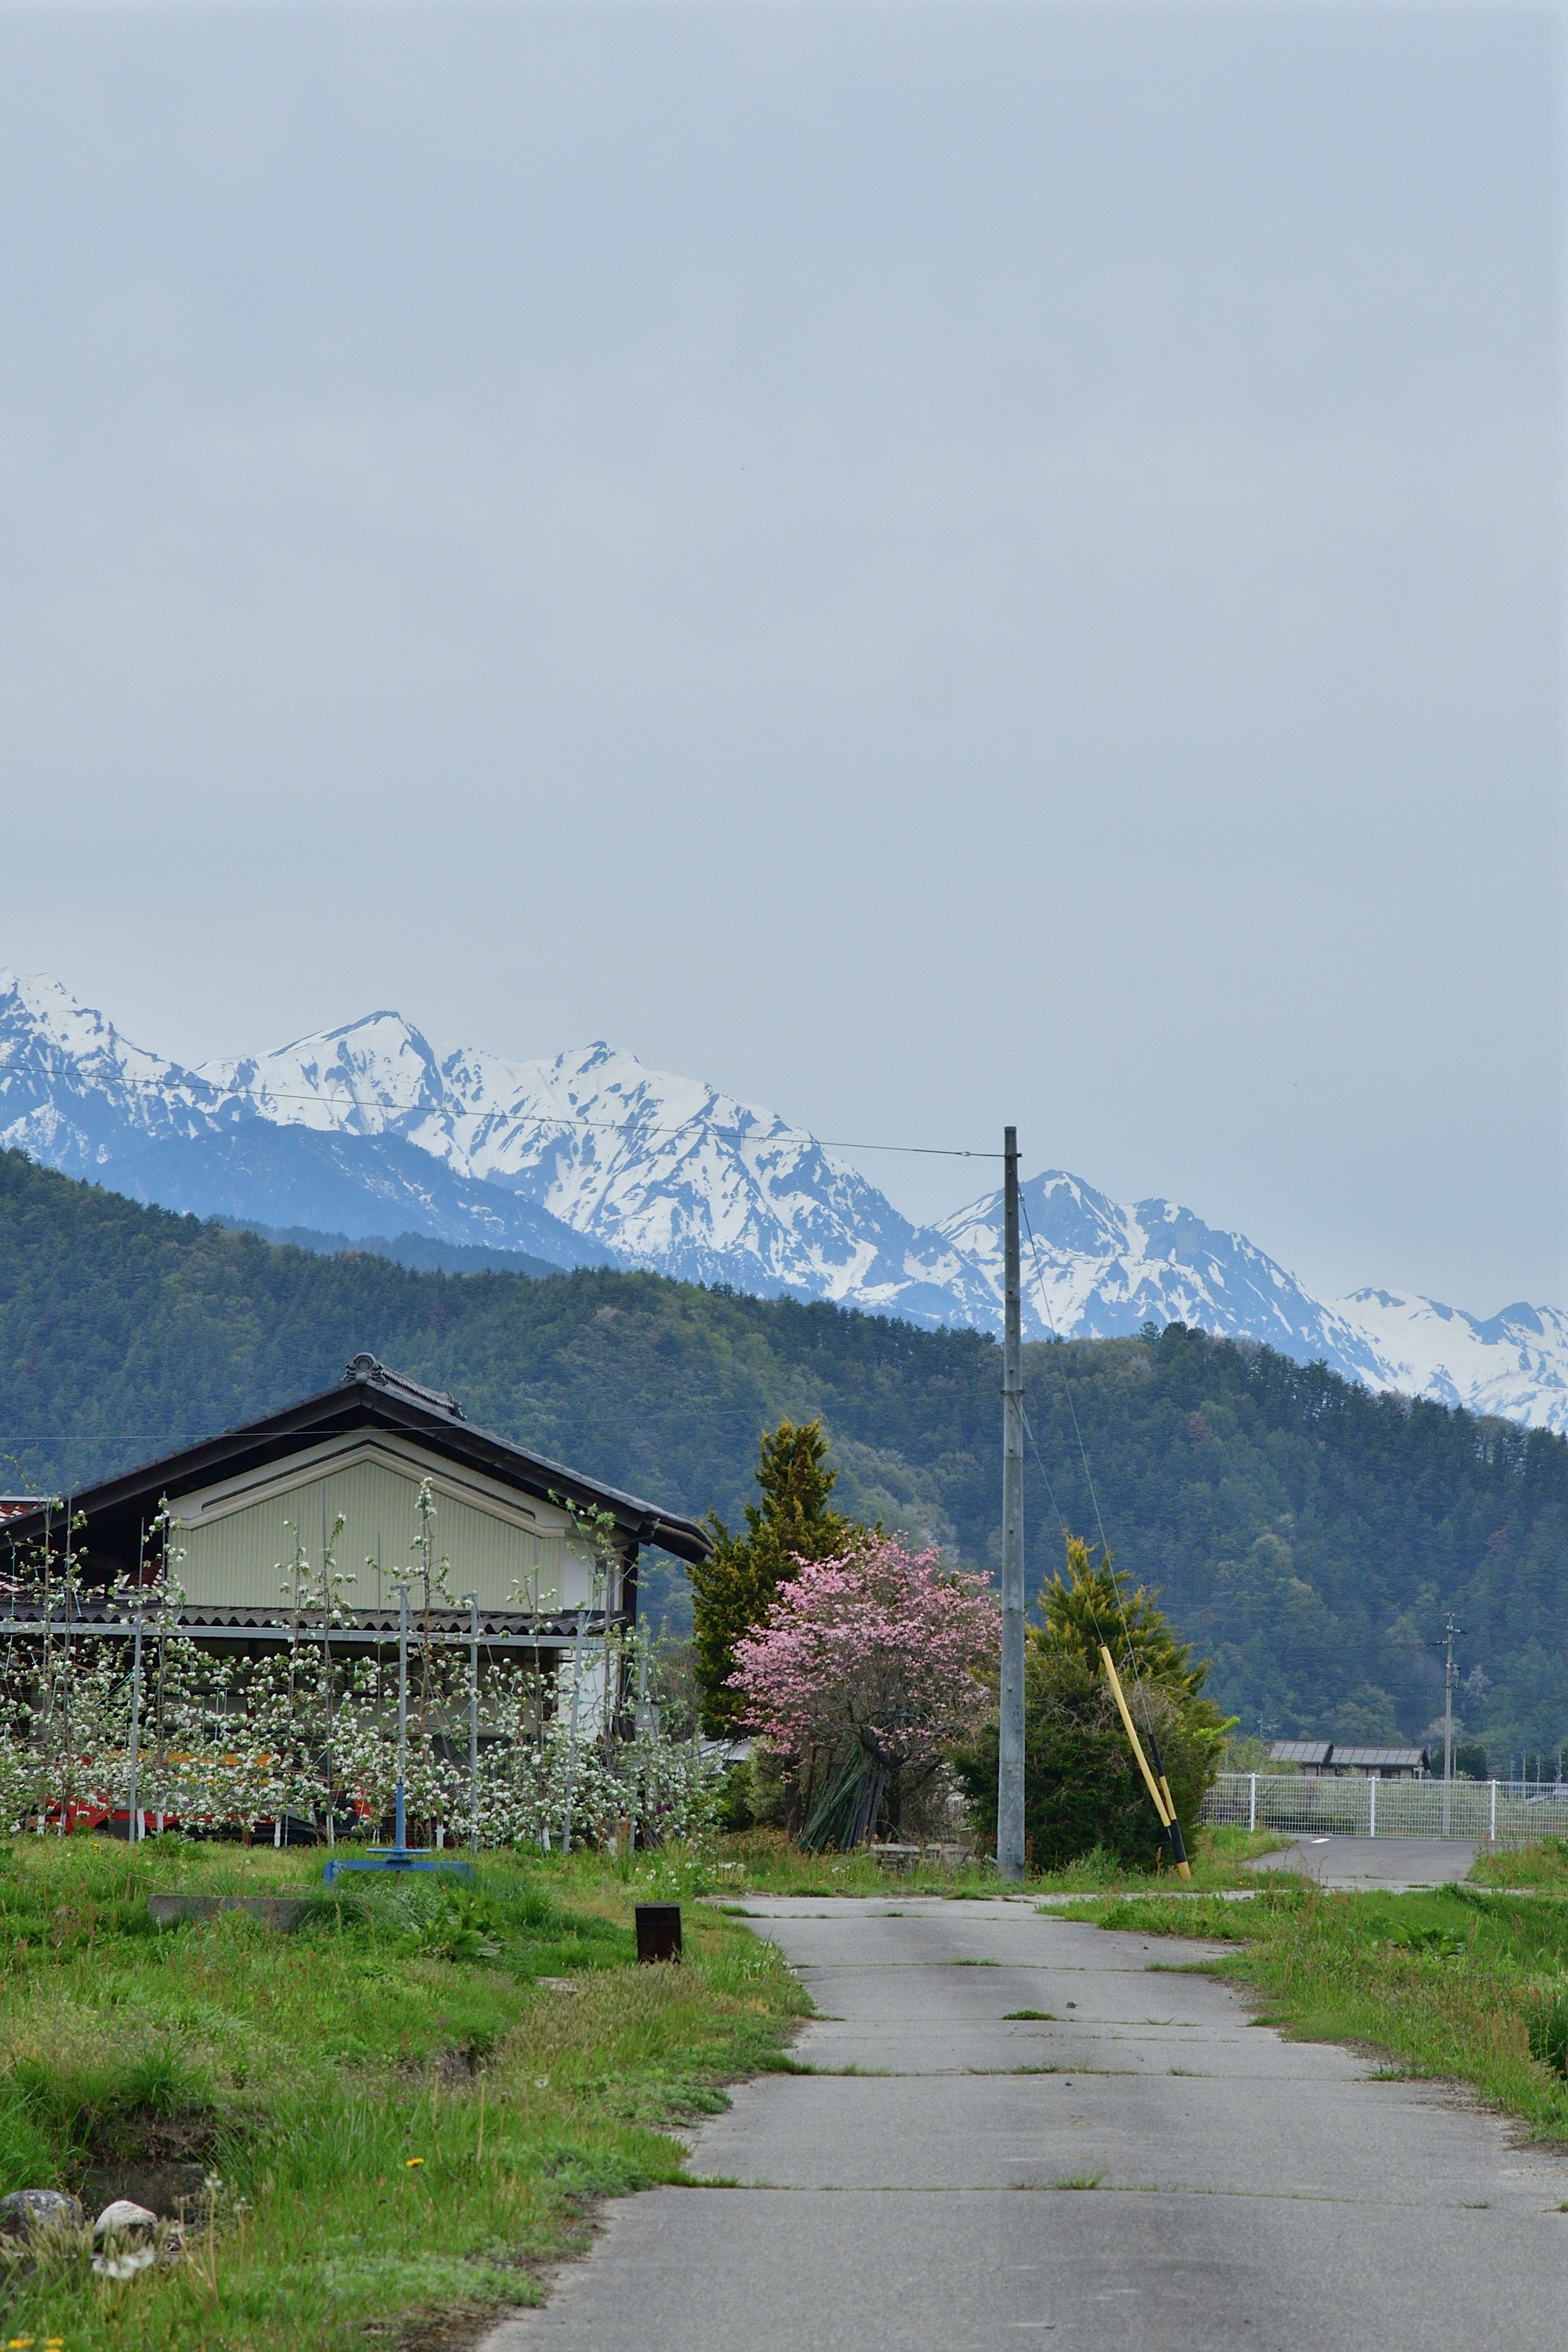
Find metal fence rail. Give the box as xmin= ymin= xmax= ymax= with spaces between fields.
xmin=1201 ymin=1770 xmax=1568 ymax=1849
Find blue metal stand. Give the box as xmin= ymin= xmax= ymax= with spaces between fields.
xmin=320 ymin=1593 xmax=475 ymax=1884
xmin=323 ymin=1782 xmax=474 ymax=1882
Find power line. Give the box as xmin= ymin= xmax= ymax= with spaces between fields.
xmin=161 ymin=1088 xmax=1004 ymax=1163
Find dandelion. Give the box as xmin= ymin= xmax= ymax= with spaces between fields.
xmin=405 ymin=2158 xmax=425 ymax=2169
xmin=534 ymin=2076 xmax=549 ymax=2089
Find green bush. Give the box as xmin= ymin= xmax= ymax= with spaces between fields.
xmin=957 ymin=1537 xmax=1228 ymax=1871
xmin=959 ymin=1650 xmax=1221 ymax=1871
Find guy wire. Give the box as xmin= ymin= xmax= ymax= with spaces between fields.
xmin=1019 ymin=1190 xmax=1156 ymax=1737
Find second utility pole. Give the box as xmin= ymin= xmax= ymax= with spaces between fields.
xmin=1439 ymin=1613 xmax=1463 ymax=1839
xmin=997 ymin=1125 xmax=1025 ymax=1882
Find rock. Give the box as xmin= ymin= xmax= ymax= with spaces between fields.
xmin=93 ymin=2199 xmax=159 ymax=2240
xmin=90 ymin=2198 xmax=186 ymax=2279
xmin=0 ymin=2189 xmax=83 ymax=2241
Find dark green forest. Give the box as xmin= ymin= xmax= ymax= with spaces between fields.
xmin=2 ymin=1148 xmax=1566 ymax=1765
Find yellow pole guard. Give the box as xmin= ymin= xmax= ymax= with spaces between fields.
xmin=1099 ymin=1645 xmax=1169 ymax=1823
xmin=1099 ymin=1645 xmax=1192 ymax=1880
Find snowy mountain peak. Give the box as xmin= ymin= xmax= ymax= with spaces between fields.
xmin=200 ymin=1011 xmax=450 ymax=1134
xmin=0 ymin=968 xmax=223 ymax=1175
xmin=4 ymin=969 xmax=1568 ymax=1431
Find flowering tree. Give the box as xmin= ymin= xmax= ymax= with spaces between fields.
xmin=729 ymin=1537 xmax=998 ymax=1848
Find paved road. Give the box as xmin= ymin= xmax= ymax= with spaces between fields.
xmin=484 ymin=1894 xmax=1568 ymax=2352
xmin=1250 ymin=1834 xmax=1479 ymax=1890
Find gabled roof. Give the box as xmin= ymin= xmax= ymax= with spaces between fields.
xmin=1267 ymin=1738 xmax=1430 ymax=1772
xmin=1270 ymin=1740 xmax=1332 ymax=1767
xmin=1328 ymin=1745 xmax=1430 ymax=1771
xmin=0 ymin=1352 xmax=712 ymax=1565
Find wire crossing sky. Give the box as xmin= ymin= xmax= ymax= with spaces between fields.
xmin=0 ymin=4 xmax=1559 ymax=1311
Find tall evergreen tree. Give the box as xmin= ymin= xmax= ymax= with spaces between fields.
xmin=959 ymin=1534 xmax=1229 ymax=1869
xmin=689 ymin=1419 xmax=856 ymax=1735
xmin=1038 ymin=1535 xmax=1212 ymax=1701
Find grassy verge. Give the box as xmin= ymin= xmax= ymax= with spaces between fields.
xmin=1029 ymin=1826 xmax=1287 ymax=1894
xmin=1061 ymin=1878 xmax=1568 ymax=2140
xmin=708 ymin=1823 xmax=1285 ymax=1898
xmin=1468 ymin=1836 xmax=1568 ymax=1890
xmin=0 ymin=1836 xmax=807 ymax=2352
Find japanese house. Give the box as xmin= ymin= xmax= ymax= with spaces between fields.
xmin=0 ymin=1352 xmax=710 ymax=1664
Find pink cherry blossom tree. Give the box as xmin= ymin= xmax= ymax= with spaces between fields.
xmin=728 ymin=1536 xmax=998 ymax=1846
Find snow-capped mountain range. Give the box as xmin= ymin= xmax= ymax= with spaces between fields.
xmin=4 ymin=967 xmax=1567 ymax=1433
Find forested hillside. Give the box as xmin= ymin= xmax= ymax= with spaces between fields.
xmin=2 ymin=1149 xmax=1566 ymax=1764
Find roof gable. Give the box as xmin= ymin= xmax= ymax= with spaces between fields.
xmin=1 ymin=1354 xmax=711 ymax=1564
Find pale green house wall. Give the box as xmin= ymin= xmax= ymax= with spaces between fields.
xmin=167 ymin=1435 xmax=610 ymax=1616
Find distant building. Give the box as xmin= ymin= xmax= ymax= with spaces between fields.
xmin=0 ymin=1352 xmax=710 ymax=1665
xmin=1269 ymin=1740 xmax=1332 ymax=1770
xmin=1267 ymin=1739 xmax=1429 ymax=1780
xmin=1324 ymin=1744 xmax=1430 ymax=1780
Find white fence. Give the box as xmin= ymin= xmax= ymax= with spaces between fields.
xmin=1202 ymin=1770 xmax=1568 ymax=1849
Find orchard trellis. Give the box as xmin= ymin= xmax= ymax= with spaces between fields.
xmin=0 ymin=1485 xmax=721 ymax=1851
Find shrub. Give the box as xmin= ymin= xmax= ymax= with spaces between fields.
xmin=956 ymin=1537 xmax=1227 ymax=1871
xmin=959 ymin=1650 xmax=1222 ymax=1871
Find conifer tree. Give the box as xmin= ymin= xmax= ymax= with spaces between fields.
xmin=1036 ymin=1535 xmax=1211 ymax=1700
xmin=958 ymin=1534 xmax=1229 ymax=1870
xmin=689 ymin=1419 xmax=855 ymax=1735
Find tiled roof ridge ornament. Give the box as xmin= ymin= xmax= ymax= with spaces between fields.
xmin=342 ymin=1352 xmax=465 ymax=1421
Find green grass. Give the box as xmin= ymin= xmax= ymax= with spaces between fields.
xmin=705 ymin=1829 xmax=1000 ymax=1898
xmin=705 ymin=1823 xmax=1286 ymax=1899
xmin=1468 ymin=1837 xmax=1568 ymax=1890
xmin=0 ymin=1835 xmax=807 ymax=2352
xmin=1061 ymin=1878 xmax=1568 ymax=2140
xmin=1028 ymin=1826 xmax=1287 ymax=1895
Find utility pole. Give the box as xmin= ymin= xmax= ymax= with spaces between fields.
xmin=1437 ymin=1613 xmax=1463 ymax=1838
xmin=997 ymin=1125 xmax=1025 ymax=1883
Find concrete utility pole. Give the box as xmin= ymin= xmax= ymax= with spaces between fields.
xmin=1438 ymin=1613 xmax=1464 ymax=1839
xmin=997 ymin=1126 xmax=1026 ymax=1882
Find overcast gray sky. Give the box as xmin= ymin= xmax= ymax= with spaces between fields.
xmin=0 ymin=2 xmax=1559 ymax=1312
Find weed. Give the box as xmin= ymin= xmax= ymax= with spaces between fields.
xmin=0 ymin=1838 xmax=805 ymax=2352
xmin=1528 ymin=1990 xmax=1568 ymax=2079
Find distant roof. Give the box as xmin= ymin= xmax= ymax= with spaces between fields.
xmin=1267 ymin=1739 xmax=1429 ymax=1771
xmin=0 ymin=1352 xmax=713 ymax=1564
xmin=1270 ymin=1740 xmax=1332 ymax=1766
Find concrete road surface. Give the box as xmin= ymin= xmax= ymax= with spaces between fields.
xmin=482 ymin=1894 xmax=1568 ymax=2352
xmin=1250 ymin=1834 xmax=1479 ymax=1890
